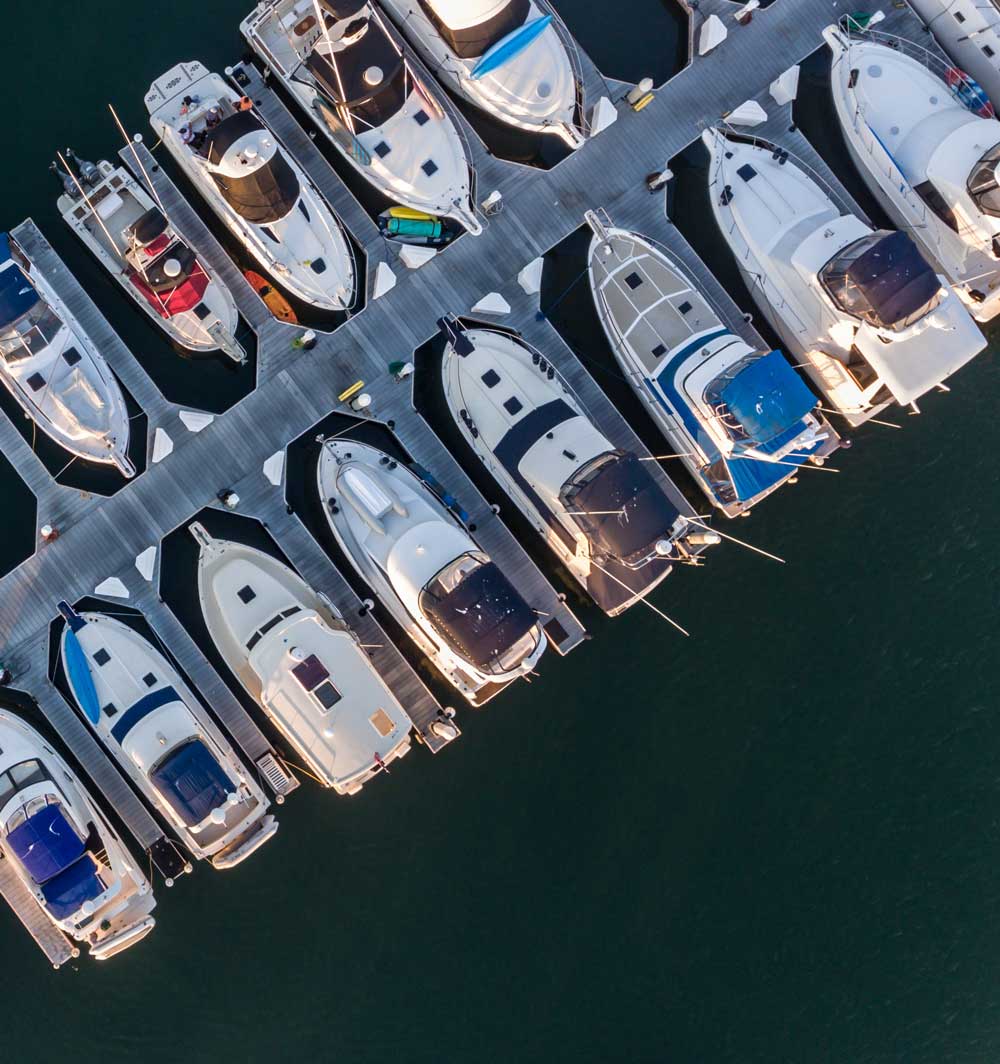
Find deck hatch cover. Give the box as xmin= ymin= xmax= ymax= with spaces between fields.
xmin=237 ymin=585 xmax=256 ymax=604
xmin=374 ymin=141 xmax=391 ymax=158
xmin=503 ymin=396 xmax=523 ymax=415
xmin=737 ymin=164 xmax=757 ymax=182
xmin=481 ymin=369 xmax=500 ymax=388
xmin=61 ymin=346 xmax=81 ymax=366
xmin=421 ymin=159 xmax=439 ymax=177
xmin=624 ymin=272 xmax=643 ymax=290
xmin=93 ymin=648 xmax=111 ymax=666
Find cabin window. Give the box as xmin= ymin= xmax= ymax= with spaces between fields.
xmin=913 ymin=180 xmax=960 ymax=232
xmin=967 ymin=141 xmax=1000 ymax=216
xmin=291 ymin=654 xmax=341 ymax=711
xmin=417 ymin=0 xmax=532 ymax=59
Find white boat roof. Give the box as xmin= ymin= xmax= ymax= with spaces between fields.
xmin=427 ymin=0 xmax=510 ymax=30
xmin=386 ymin=520 xmax=474 ymax=596
xmin=928 ymin=119 xmax=1000 ymax=194
xmin=589 ymin=229 xmax=721 ymax=375
xmin=250 ymin=610 xmax=411 ymax=786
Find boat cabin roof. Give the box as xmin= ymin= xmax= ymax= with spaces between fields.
xmin=151 ymin=738 xmax=233 ymax=828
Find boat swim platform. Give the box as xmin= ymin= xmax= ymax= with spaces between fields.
xmin=0 ymin=0 xmax=939 ymax=909
xmin=0 ymin=850 xmax=77 ymax=969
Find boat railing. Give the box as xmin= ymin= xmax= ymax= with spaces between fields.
xmin=841 ymin=23 xmax=980 ymax=89
xmin=535 ymin=0 xmax=591 ymax=136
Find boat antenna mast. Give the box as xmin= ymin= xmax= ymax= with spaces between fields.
xmin=55 ymin=150 xmax=122 ymax=257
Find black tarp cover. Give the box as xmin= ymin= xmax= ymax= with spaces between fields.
xmin=421 ymin=561 xmax=536 ymax=669
xmin=845 ymin=231 xmax=939 ymax=327
xmin=562 ymin=452 xmax=679 ymax=566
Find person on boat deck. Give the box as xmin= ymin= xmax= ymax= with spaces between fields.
xmin=180 ymin=124 xmax=194 ymax=145
xmin=179 ymin=94 xmax=199 ymax=116
xmin=206 ymin=106 xmax=222 ymax=129
xmin=237 ymin=95 xmax=254 ymax=112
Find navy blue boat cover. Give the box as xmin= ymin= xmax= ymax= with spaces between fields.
xmin=8 ymin=803 xmax=104 ymax=917
xmin=845 ymin=231 xmax=939 ymax=327
xmin=721 ymin=351 xmax=815 ymax=446
xmin=0 ymin=234 xmax=39 ymax=330
xmin=421 ymin=562 xmax=537 ymax=669
xmin=151 ymin=739 xmax=233 ymax=827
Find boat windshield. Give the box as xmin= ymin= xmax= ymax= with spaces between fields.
xmin=560 ymin=451 xmax=680 ymax=568
xmin=818 ymin=230 xmax=943 ymax=330
xmin=419 ymin=552 xmax=540 ymax=673
xmin=420 ymin=0 xmax=532 ymax=59
xmin=0 ymin=299 xmax=63 ymax=362
xmin=967 ymin=141 xmax=1000 ymax=217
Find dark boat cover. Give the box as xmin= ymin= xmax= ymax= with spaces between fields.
xmin=7 ymin=804 xmax=85 ymax=883
xmin=0 ymin=240 xmax=39 ymax=330
xmin=420 ymin=561 xmax=537 ymax=669
xmin=561 ymin=452 xmax=680 ymax=566
xmin=128 ymin=207 xmax=169 ymax=248
xmin=844 ymin=231 xmax=939 ymax=327
xmin=305 ymin=20 xmax=404 ymax=107
xmin=211 ymin=156 xmax=300 ymax=224
xmin=151 ymin=739 xmax=233 ymax=827
xmin=203 ymin=110 xmax=265 ymax=163
xmin=719 ymin=351 xmax=816 ymax=447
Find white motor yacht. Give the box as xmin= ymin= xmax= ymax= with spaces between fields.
xmin=702 ymin=129 xmax=986 ymax=425
xmin=824 ymin=23 xmax=1000 ymax=322
xmin=190 ymin=523 xmax=413 ymax=795
xmin=0 ymin=710 xmax=155 ymax=960
xmin=378 ymin=0 xmax=585 ymax=150
xmin=440 ymin=319 xmax=705 ymax=613
xmin=145 ymin=61 xmax=357 ymax=311
xmin=906 ymin=0 xmax=1000 ymax=109
xmin=0 ymin=231 xmax=134 ymax=475
xmin=586 ymin=218 xmax=837 ymax=513
xmin=55 ymin=153 xmax=244 ymax=361
xmin=58 ymin=602 xmax=278 ymax=868
xmin=317 ymin=439 xmax=547 ymax=704
xmin=241 ymin=0 xmax=482 ymax=235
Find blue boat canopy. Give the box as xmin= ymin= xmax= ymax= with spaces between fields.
xmin=720 ymin=352 xmax=815 ymax=447
xmin=42 ymin=855 xmax=103 ymax=919
xmin=0 ymin=235 xmax=39 ymax=331
xmin=7 ymin=804 xmax=85 ymax=884
xmin=151 ymin=739 xmax=233 ymax=827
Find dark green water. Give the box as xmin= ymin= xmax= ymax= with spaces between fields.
xmin=4 ymin=5 xmax=1000 ymax=1063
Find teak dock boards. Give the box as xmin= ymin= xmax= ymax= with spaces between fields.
xmin=0 ymin=0 xmax=940 ymax=963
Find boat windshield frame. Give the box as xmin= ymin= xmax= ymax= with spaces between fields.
xmin=818 ymin=231 xmax=944 ymax=330
xmin=210 ymin=152 xmax=301 ymax=225
xmin=0 ymin=299 xmax=63 ymax=362
xmin=419 ymin=0 xmax=532 ymax=59
xmin=967 ymin=141 xmax=1000 ymax=217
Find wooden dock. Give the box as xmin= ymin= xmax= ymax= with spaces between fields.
xmin=0 ymin=0 xmax=943 ymax=964
xmin=0 ymin=852 xmax=76 ymax=968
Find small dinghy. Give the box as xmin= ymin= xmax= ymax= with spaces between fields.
xmin=59 ymin=603 xmax=278 ymax=868
xmin=244 ymin=269 xmax=299 ymax=323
